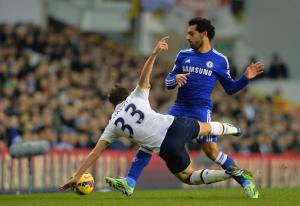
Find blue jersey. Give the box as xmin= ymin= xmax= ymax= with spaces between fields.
xmin=165 ymin=48 xmax=249 ymax=111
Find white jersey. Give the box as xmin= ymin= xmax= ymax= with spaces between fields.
xmin=100 ymin=86 xmax=174 ymax=153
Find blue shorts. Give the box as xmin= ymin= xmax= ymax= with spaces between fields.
xmin=166 ymin=105 xmax=217 ymax=144
xmin=159 ymin=117 xmax=200 ymax=173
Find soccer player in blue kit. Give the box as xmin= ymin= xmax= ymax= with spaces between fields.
xmin=106 ymin=17 xmax=264 ymax=198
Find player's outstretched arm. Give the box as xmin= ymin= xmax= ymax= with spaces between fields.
xmin=138 ymin=36 xmax=169 ymax=88
xmin=59 ymin=139 xmax=110 ymax=191
xmin=218 ymin=61 xmax=264 ymax=95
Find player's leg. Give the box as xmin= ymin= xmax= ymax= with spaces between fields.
xmin=159 ymin=144 xmax=231 ymax=185
xmin=176 ymin=167 xmax=231 ymax=185
xmin=126 ymin=147 xmax=152 ymax=187
xmin=159 ymin=117 xmax=231 ymax=185
xmin=198 ymin=109 xmax=258 ymax=198
xmin=199 ymin=109 xmax=250 ymax=184
xmin=173 ymin=155 xmax=231 ymax=185
xmin=105 ymin=147 xmax=152 ymax=196
xmin=199 ymin=142 xmax=258 ymax=198
xmin=198 ymin=121 xmax=242 ymax=136
xmin=201 ymin=142 xmax=240 ymax=175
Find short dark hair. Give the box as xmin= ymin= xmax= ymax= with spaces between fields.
xmin=188 ymin=17 xmax=215 ymax=41
xmin=108 ymin=84 xmax=129 ymax=106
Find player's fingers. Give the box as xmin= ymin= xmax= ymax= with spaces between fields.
xmin=181 ymin=73 xmax=190 ymax=81
xmin=161 ymin=44 xmax=168 ymax=50
xmin=255 ymin=67 xmax=263 ymax=72
xmin=250 ymin=64 xmax=259 ymax=71
xmin=160 ymin=36 xmax=169 ymax=42
xmin=178 ymin=75 xmax=187 ymax=82
xmin=257 ymin=62 xmax=263 ymax=66
xmin=180 ymin=75 xmax=187 ymax=80
xmin=255 ymin=65 xmax=264 ymax=72
xmin=256 ymin=70 xmax=264 ymax=76
xmin=256 ymin=69 xmax=264 ymax=74
xmin=178 ymin=81 xmax=186 ymax=87
xmin=59 ymin=184 xmax=69 ymax=191
xmin=163 ymin=43 xmax=169 ymax=49
xmin=177 ymin=78 xmax=186 ymax=86
xmin=181 ymin=79 xmax=187 ymax=84
xmin=160 ymin=42 xmax=165 ymax=47
xmin=177 ymin=79 xmax=183 ymax=85
xmin=179 ymin=73 xmax=189 ymax=83
xmin=176 ymin=74 xmax=189 ymax=82
xmin=255 ymin=63 xmax=264 ymax=69
xmin=255 ymin=64 xmax=263 ymax=69
xmin=64 ymin=180 xmax=77 ymax=190
xmin=258 ymin=63 xmax=265 ymax=69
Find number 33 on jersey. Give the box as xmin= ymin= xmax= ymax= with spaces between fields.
xmin=100 ymin=86 xmax=174 ymax=153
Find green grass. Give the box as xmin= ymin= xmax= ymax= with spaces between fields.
xmin=1 ymin=188 xmax=299 ymax=206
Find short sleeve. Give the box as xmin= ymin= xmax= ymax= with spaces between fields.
xmin=129 ymin=85 xmax=150 ymax=100
xmin=100 ymin=122 xmax=118 ymax=143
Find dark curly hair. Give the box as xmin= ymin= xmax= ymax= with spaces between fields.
xmin=108 ymin=84 xmax=129 ymax=106
xmin=188 ymin=17 xmax=215 ymax=41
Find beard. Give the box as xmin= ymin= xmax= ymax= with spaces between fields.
xmin=189 ymin=40 xmax=202 ymax=50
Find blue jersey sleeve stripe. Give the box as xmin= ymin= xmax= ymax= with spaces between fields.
xmin=166 ymin=82 xmax=177 ymax=86
xmin=166 ymin=79 xmax=176 ymax=82
xmin=165 ymin=81 xmax=177 ymax=86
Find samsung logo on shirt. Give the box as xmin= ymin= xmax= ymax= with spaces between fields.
xmin=182 ymin=66 xmax=212 ymax=76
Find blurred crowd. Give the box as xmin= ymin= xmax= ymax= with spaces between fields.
xmin=0 ymin=23 xmax=299 ymax=154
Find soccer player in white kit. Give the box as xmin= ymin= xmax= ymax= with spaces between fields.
xmin=60 ymin=37 xmax=247 ymax=192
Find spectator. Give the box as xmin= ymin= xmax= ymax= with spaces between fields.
xmin=268 ymin=54 xmax=289 ymax=79
xmin=0 ymin=23 xmax=298 ymax=154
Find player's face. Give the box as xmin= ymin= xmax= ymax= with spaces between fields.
xmin=186 ymin=25 xmax=204 ymax=50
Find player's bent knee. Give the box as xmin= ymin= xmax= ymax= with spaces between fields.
xmin=174 ymin=165 xmax=194 ymax=185
xmin=198 ymin=122 xmax=211 ymax=136
xmin=174 ymin=172 xmax=192 ymax=185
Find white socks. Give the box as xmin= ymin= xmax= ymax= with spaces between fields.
xmin=209 ymin=122 xmax=239 ymax=135
xmin=190 ymin=169 xmax=231 ymax=185
xmin=190 ymin=170 xmax=204 ymax=184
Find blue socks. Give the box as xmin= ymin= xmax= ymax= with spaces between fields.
xmin=126 ymin=149 xmax=152 ymax=187
xmin=215 ymin=152 xmax=234 ymax=170
xmin=215 ymin=152 xmax=250 ymax=187
xmin=125 ymin=176 xmax=137 ymax=188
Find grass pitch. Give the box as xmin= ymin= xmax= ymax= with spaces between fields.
xmin=1 ymin=188 xmax=299 ymax=206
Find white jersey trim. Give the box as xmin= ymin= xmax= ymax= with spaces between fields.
xmin=99 ymin=136 xmax=112 ymax=144
xmin=212 ymin=48 xmax=229 ymax=70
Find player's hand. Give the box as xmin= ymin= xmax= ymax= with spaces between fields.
xmin=59 ymin=176 xmax=79 ymax=191
xmin=152 ymin=36 xmax=169 ymax=55
xmin=244 ymin=62 xmax=264 ymax=79
xmin=176 ymin=73 xmax=190 ymax=87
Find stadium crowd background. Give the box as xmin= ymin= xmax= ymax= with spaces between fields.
xmin=0 ymin=22 xmax=299 ymax=154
